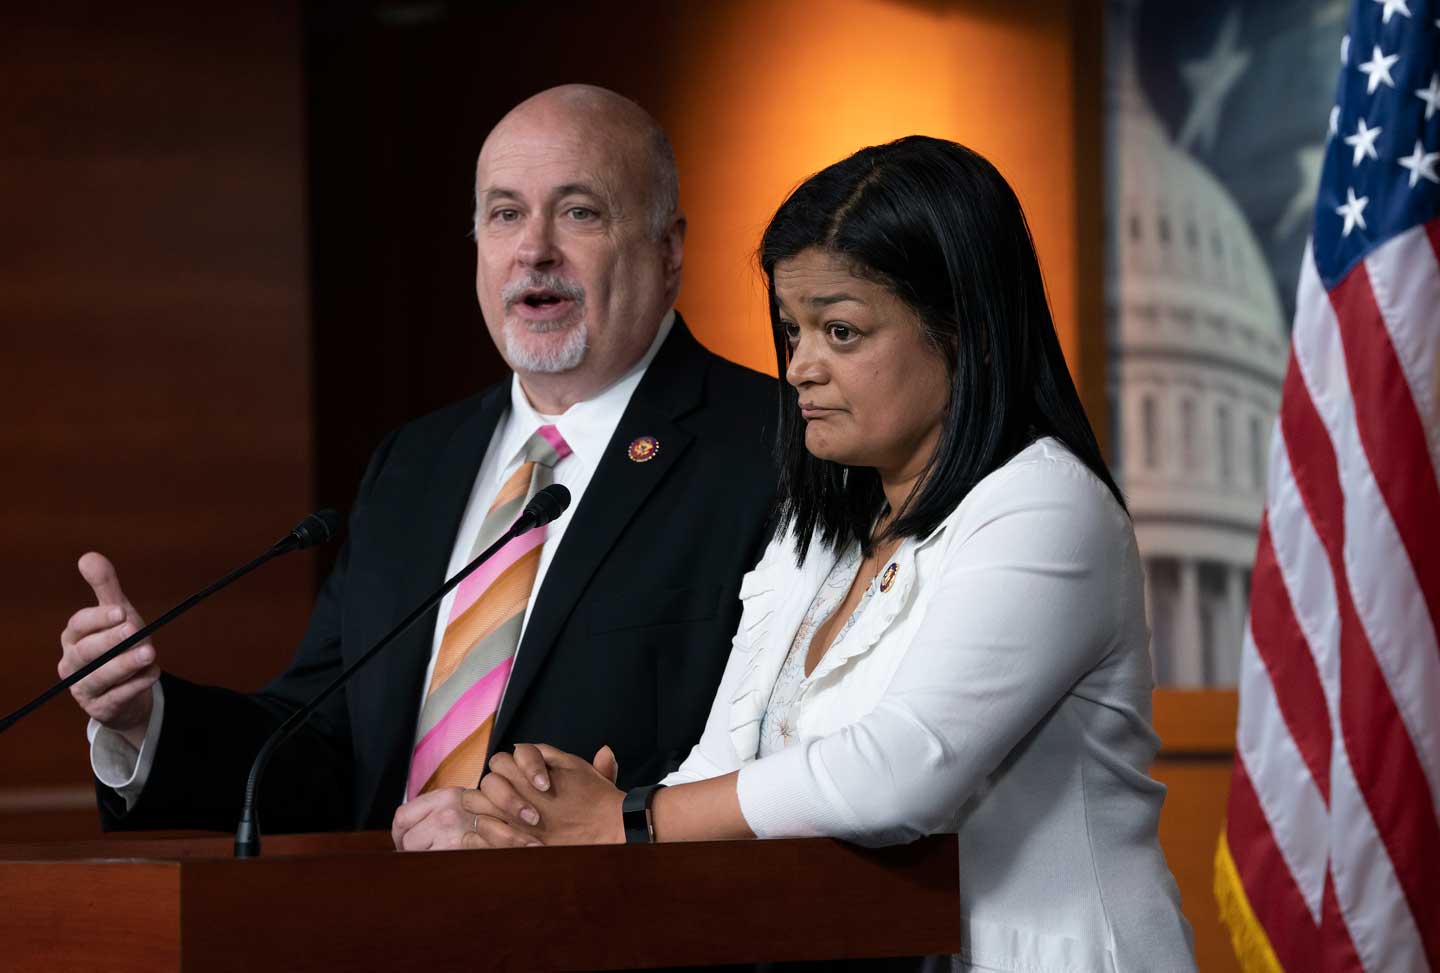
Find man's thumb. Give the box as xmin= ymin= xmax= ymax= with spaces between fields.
xmin=592 ymin=745 xmax=619 ymax=783
xmin=78 ymin=552 xmax=127 ymax=607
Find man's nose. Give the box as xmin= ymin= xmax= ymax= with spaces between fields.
xmin=516 ymin=218 xmax=560 ymax=269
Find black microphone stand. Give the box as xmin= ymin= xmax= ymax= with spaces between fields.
xmin=0 ymin=510 xmax=341 ymax=735
xmin=234 ymin=488 xmax=568 ymax=858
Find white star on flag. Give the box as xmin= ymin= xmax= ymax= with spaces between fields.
xmin=1341 ymin=33 xmax=1351 ymax=64
xmin=1335 ymin=186 xmax=1369 ymax=236
xmin=1373 ymin=0 xmax=1411 ymax=23
xmin=1177 ymin=8 xmax=1251 ymax=152
xmin=1330 ymin=105 xmax=1341 ymax=136
xmin=1344 ymin=117 xmax=1383 ymax=166
xmin=1358 ymin=45 xmax=1400 ymax=94
xmin=1276 ymin=145 xmax=1326 ymax=239
xmin=1417 ymin=73 xmax=1440 ymax=120
xmin=1314 ymin=0 xmax=1349 ymax=24
xmin=1397 ymin=140 xmax=1440 ymax=187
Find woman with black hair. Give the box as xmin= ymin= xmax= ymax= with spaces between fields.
xmin=472 ymin=137 xmax=1195 ymax=972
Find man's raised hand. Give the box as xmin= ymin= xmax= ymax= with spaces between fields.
xmin=58 ymin=552 xmax=158 ymax=748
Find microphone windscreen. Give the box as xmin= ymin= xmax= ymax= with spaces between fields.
xmin=291 ymin=508 xmax=343 ymax=550
xmin=522 ymin=484 xmax=571 ymax=529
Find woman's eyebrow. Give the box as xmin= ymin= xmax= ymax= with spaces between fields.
xmin=808 ymin=292 xmax=866 ymax=307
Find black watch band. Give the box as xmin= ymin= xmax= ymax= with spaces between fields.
xmin=622 ymin=783 xmax=666 ymax=844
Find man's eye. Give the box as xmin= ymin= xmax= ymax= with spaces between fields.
xmin=567 ymin=207 xmax=597 ymax=220
xmin=492 ymin=208 xmax=520 ymax=223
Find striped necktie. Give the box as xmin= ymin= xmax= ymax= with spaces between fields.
xmin=406 ymin=424 xmax=571 ymax=799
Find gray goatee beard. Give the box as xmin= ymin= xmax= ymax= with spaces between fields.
xmin=502 ymin=316 xmax=588 ymax=373
xmin=499 ymin=272 xmax=588 ymax=374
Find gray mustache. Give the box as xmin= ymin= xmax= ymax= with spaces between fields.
xmin=502 ymin=273 xmax=585 ymax=307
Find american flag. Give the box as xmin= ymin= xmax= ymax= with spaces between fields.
xmin=1214 ymin=0 xmax=1440 ymax=971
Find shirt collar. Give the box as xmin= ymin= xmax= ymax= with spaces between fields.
xmin=499 ymin=308 xmax=675 ymax=471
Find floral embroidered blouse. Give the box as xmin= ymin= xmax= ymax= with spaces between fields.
xmin=758 ymin=544 xmax=879 ymax=757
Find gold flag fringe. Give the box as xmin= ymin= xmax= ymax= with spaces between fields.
xmin=1214 ymin=828 xmax=1285 ymax=973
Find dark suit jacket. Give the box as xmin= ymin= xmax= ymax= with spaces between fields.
xmin=99 ymin=318 xmax=778 ymax=833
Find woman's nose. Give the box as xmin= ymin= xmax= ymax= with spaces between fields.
xmin=785 ymin=335 xmax=824 ymax=388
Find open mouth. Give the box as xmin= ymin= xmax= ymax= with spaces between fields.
xmin=510 ymin=286 xmax=581 ymax=321
xmin=521 ymin=290 xmax=569 ymax=308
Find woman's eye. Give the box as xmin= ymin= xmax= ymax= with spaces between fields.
xmin=781 ymin=322 xmax=800 ymax=344
xmin=827 ymin=323 xmax=858 ymax=343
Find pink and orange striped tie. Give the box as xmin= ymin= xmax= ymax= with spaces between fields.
xmin=406 ymin=425 xmax=571 ymax=799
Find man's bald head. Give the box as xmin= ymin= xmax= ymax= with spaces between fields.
xmin=477 ymin=84 xmax=679 ymax=239
xmin=470 ymin=85 xmax=687 ymax=413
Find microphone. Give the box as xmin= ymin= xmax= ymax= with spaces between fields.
xmin=278 ymin=508 xmax=343 ymax=553
xmin=234 ymin=484 xmax=571 ymax=858
xmin=0 ymin=509 xmax=344 ymax=735
xmin=516 ymin=484 xmax=569 ymax=531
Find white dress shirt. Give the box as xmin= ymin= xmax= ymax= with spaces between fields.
xmin=662 ymin=438 xmax=1196 ymax=972
xmin=91 ymin=311 xmax=674 ymax=808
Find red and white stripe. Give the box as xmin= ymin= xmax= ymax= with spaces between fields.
xmin=1225 ymin=217 xmax=1440 ymax=972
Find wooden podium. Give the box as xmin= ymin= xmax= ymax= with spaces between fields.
xmin=0 ymin=831 xmax=959 ymax=971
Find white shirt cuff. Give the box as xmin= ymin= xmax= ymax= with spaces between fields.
xmin=87 ymin=681 xmax=165 ymax=811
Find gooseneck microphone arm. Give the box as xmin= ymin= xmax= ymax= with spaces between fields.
xmin=234 ymin=484 xmax=571 ymax=859
xmin=0 ymin=509 xmax=342 ymax=736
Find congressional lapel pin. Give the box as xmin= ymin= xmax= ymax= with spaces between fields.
xmin=627 ymin=435 xmax=660 ymax=463
xmin=879 ymin=562 xmax=899 ymax=593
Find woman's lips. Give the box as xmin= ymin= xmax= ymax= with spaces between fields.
xmin=799 ymin=405 xmax=841 ymax=420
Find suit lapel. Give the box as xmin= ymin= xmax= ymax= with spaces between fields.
xmin=488 ymin=319 xmax=709 ymax=755
xmin=361 ymin=386 xmax=508 ymax=824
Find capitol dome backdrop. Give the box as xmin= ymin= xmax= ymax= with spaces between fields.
xmin=1105 ymin=0 xmax=1344 ymax=686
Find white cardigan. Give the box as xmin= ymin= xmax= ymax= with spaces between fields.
xmin=663 ymin=439 xmax=1195 ymax=973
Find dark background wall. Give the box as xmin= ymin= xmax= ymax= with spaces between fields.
xmin=0 ymin=2 xmax=313 ymax=835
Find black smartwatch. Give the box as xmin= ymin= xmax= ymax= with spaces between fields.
xmin=622 ymin=783 xmax=666 ymax=844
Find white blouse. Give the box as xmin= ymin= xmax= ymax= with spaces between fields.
xmin=662 ymin=438 xmax=1195 ymax=973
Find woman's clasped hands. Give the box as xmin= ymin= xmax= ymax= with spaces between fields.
xmin=392 ymin=744 xmax=622 ymax=851
xmin=471 ymin=743 xmax=626 ymax=850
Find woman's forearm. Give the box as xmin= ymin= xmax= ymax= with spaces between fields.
xmin=651 ymin=771 xmax=755 ymax=842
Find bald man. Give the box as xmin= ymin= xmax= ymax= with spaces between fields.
xmin=60 ymin=85 xmax=777 ymax=843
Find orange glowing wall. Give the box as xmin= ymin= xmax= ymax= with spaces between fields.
xmin=654 ymin=0 xmax=1087 ymax=384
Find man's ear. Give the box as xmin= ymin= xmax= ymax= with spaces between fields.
xmin=662 ymin=211 xmax=687 ymax=279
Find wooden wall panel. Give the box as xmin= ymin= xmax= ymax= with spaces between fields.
xmin=0 ymin=3 xmax=313 ymax=833
xmin=1155 ymin=757 xmax=1237 ymax=973
xmin=1155 ymin=689 xmax=1240 ymax=973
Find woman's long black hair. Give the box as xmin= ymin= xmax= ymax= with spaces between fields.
xmin=761 ymin=136 xmax=1124 ymax=563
